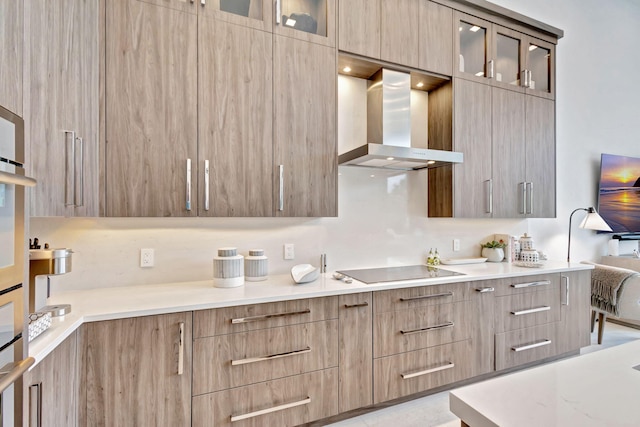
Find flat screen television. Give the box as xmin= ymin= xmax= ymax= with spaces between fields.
xmin=597 ymin=153 xmax=640 ymax=235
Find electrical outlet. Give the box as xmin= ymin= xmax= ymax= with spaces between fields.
xmin=140 ymin=248 xmax=154 ymax=267
xmin=284 ymin=243 xmax=295 ymax=260
xmin=453 ymin=239 xmax=461 ymax=252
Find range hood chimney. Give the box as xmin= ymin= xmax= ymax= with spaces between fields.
xmin=338 ymin=68 xmax=463 ymax=171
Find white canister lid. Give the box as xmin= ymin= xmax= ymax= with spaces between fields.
xmin=217 ymin=247 xmax=238 ymax=257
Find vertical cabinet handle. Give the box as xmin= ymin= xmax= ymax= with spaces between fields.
xmin=186 ymin=159 xmax=192 ymax=211
xmin=63 ymin=130 xmax=76 ymax=206
xmin=178 ymin=322 xmax=184 ymax=375
xmin=29 ymin=383 xmax=42 ymax=427
xmin=276 ymin=0 xmax=281 ymax=24
xmin=562 ymin=275 xmax=570 ymax=306
xmin=278 ymin=165 xmax=284 ymax=211
xmin=527 ymin=70 xmax=533 ymax=88
xmin=484 ymin=179 xmax=493 ymax=214
xmin=204 ymin=160 xmax=210 ymax=211
xmin=526 ymin=182 xmax=533 ymax=214
xmin=519 ymin=182 xmax=527 ymax=214
xmin=488 ymin=59 xmax=495 ymax=79
xmin=75 ymin=137 xmax=84 ymax=207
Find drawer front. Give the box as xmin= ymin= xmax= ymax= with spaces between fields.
xmin=494 ymin=273 xmax=560 ymax=296
xmin=192 ymin=368 xmax=339 ymax=427
xmin=373 ymin=340 xmax=474 ymax=403
xmin=495 ymin=323 xmax=560 ymax=371
xmin=374 ymin=300 xmax=474 ymax=358
xmin=193 ymin=320 xmax=338 ymax=395
xmin=374 ymin=281 xmax=473 ymax=313
xmin=194 ymin=296 xmax=338 ymax=338
xmin=495 ymin=287 xmax=561 ymax=333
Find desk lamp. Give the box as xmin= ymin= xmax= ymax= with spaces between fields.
xmin=567 ymin=207 xmax=612 ymax=262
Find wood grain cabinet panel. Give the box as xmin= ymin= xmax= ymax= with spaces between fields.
xmin=495 ymin=322 xmax=560 ymax=371
xmin=495 ymin=288 xmax=561 ymax=333
xmin=104 ymin=0 xmax=198 ymax=217
xmin=194 ymin=296 xmax=338 ymax=337
xmin=192 ymin=368 xmax=339 ymax=427
xmin=338 ymin=0 xmax=381 ymax=58
xmin=79 ymin=312 xmax=193 ymax=426
xmin=0 ymin=0 xmax=22 ymax=115
xmin=557 ymin=270 xmax=592 ymax=354
xmin=418 ymin=0 xmax=453 ymax=76
xmin=374 ymin=281 xmax=473 ymax=313
xmin=494 ymin=273 xmax=559 ymax=296
xmin=338 ymin=292 xmax=373 ymax=412
xmin=193 ymin=320 xmax=338 ymax=395
xmin=25 ymin=330 xmax=78 ymax=427
xmin=380 ymin=0 xmax=419 ymax=68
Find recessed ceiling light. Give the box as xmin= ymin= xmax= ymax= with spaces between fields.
xmin=386 ymin=157 xmax=395 ymax=161
xmin=469 ymin=25 xmax=481 ymax=32
xmin=370 ymin=174 xmax=375 ymax=178
xmin=343 ymin=66 xmax=352 ymax=73
xmin=416 ymin=82 xmax=424 ymax=88
xmin=427 ymin=160 xmax=436 ymax=165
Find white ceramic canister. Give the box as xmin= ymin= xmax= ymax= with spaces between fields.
xmin=245 ymin=249 xmax=268 ymax=281
xmin=213 ymin=247 xmax=244 ymax=288
xmin=520 ymin=249 xmax=539 ymax=263
xmin=519 ymin=233 xmax=534 ymax=250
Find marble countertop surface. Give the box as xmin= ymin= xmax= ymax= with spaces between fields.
xmin=450 ymin=339 xmax=640 ymax=426
xmin=28 ymin=260 xmax=592 ymax=367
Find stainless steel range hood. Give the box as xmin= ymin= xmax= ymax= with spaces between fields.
xmin=338 ymin=68 xmax=463 ymax=171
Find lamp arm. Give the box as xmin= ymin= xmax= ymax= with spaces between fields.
xmin=567 ymin=208 xmax=588 ymax=263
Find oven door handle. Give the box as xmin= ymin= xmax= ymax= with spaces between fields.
xmin=0 ymin=170 xmax=37 ymax=187
xmin=0 ymin=357 xmax=35 ymax=394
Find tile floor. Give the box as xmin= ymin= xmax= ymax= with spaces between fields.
xmin=327 ymin=320 xmax=640 ymax=427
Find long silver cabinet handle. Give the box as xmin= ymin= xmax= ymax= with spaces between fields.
xmin=204 ymin=159 xmax=210 ymax=211
xmin=512 ymin=339 xmax=551 ymax=352
xmin=521 ymin=70 xmax=528 ymax=87
xmin=519 ymin=182 xmax=526 ymax=214
xmin=488 ymin=59 xmax=495 ymax=79
xmin=526 ymin=182 xmax=533 ymax=214
xmin=527 ymin=70 xmax=533 ymax=88
xmin=231 ymin=346 xmax=311 ymax=366
xmin=562 ymin=275 xmax=570 ymax=306
xmin=275 ymin=0 xmax=281 ymax=24
xmin=400 ymin=291 xmax=453 ymax=302
xmin=484 ymin=179 xmax=493 ymax=214
xmin=475 ymin=287 xmax=495 ymax=293
xmin=29 ymin=382 xmax=42 ymax=427
xmin=231 ymin=396 xmax=311 ymax=422
xmin=511 ymin=306 xmax=551 ymax=316
xmin=178 ymin=322 xmax=184 ymax=375
xmin=231 ymin=309 xmax=311 ymax=324
xmin=511 ymin=280 xmax=551 ymax=289
xmin=344 ymin=302 xmax=369 ymax=309
xmin=400 ymin=321 xmax=454 ymax=335
xmin=63 ymin=130 xmax=76 ymax=206
xmin=75 ymin=137 xmax=84 ymax=207
xmin=186 ymin=158 xmax=192 ymax=211
xmin=401 ymin=362 xmax=455 ymax=380
xmin=278 ymin=164 xmax=284 ymax=211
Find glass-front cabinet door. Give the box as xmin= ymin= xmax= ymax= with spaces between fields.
xmin=492 ymin=26 xmax=525 ymax=92
xmin=454 ymin=12 xmax=492 ymax=83
xmin=201 ymin=0 xmax=273 ymax=31
xmin=274 ymin=0 xmax=335 ymax=47
xmin=524 ymin=37 xmax=555 ymax=99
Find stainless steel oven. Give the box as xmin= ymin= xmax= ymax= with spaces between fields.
xmin=0 ymin=104 xmax=36 ymax=426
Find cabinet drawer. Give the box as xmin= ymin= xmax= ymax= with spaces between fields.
xmin=374 ymin=300 xmax=474 ymax=358
xmin=373 ymin=340 xmax=474 ymax=403
xmin=374 ymin=281 xmax=473 ymax=313
xmin=494 ymin=273 xmax=559 ymax=296
xmin=193 ymin=320 xmax=338 ymax=395
xmin=495 ymin=287 xmax=560 ymax=333
xmin=495 ymin=323 xmax=560 ymax=371
xmin=194 ymin=297 xmax=338 ymax=338
xmin=192 ymin=368 xmax=338 ymax=427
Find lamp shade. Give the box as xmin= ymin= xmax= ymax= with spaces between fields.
xmin=579 ymin=208 xmax=613 ymax=231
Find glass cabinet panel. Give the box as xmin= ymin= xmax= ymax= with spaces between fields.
xmin=527 ymin=42 xmax=551 ymax=93
xmin=279 ymin=0 xmax=327 ymax=37
xmin=220 ymin=0 xmax=261 ymax=20
xmin=496 ymin=33 xmax=521 ymax=86
xmin=459 ymin=21 xmax=487 ymax=78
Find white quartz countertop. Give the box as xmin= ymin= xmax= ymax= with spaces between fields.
xmin=449 ymin=339 xmax=640 ymax=426
xmin=28 ymin=260 xmax=592 ymax=367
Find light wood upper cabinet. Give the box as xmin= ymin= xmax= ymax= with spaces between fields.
xmin=0 ymin=0 xmax=22 ymax=115
xmin=79 ymin=312 xmax=193 ymax=426
xmin=26 ymin=0 xmax=99 ymax=217
xmin=525 ymin=95 xmax=555 ymax=218
xmin=104 ymin=0 xmax=198 ymax=217
xmin=198 ymin=17 xmax=273 ymax=217
xmin=380 ymin=0 xmax=420 ymax=68
xmin=338 ymin=0 xmax=380 ymax=58
xmin=199 ymin=0 xmax=273 ymax=31
xmin=419 ymin=0 xmax=453 ymax=76
xmin=273 ymin=36 xmax=337 ymax=217
xmin=274 ymin=0 xmax=336 ymax=47
xmin=25 ymin=330 xmax=78 ymax=427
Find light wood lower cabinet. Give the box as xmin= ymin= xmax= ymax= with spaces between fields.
xmin=495 ymin=322 xmax=560 ymax=371
xmin=25 ymin=331 xmax=78 ymax=427
xmin=79 ymin=312 xmax=193 ymax=426
xmin=192 ymin=368 xmax=339 ymax=427
xmin=557 ymin=270 xmax=592 ymax=354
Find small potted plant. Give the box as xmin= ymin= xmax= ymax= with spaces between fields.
xmin=481 ymin=240 xmax=507 ymax=262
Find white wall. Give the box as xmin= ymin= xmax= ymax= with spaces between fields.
xmin=31 ymin=0 xmax=640 ymax=291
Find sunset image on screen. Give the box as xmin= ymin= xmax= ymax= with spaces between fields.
xmin=598 ymin=154 xmax=640 ymax=233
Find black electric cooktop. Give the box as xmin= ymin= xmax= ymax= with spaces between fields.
xmin=335 ymin=264 xmax=465 ymax=284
